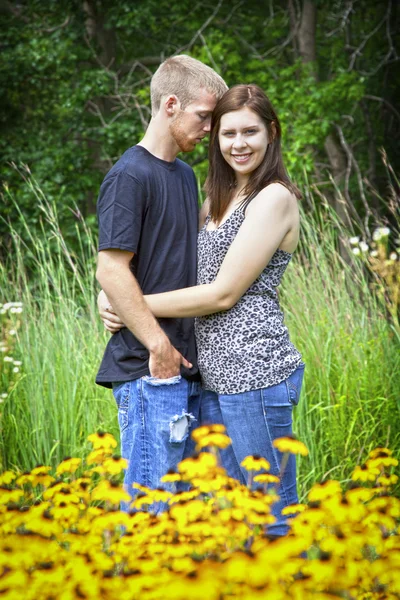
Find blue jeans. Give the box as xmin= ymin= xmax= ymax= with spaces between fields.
xmin=112 ymin=375 xmax=201 ymax=510
xmin=200 ymin=364 xmax=305 ymax=536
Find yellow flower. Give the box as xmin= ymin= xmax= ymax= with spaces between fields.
xmin=52 ymin=488 xmax=81 ymax=505
xmin=0 ymin=487 xmax=24 ymax=504
xmin=0 ymin=471 xmax=17 ymax=485
xmin=281 ymin=503 xmax=307 ymax=516
xmin=368 ymin=456 xmax=398 ymax=469
xmin=377 ymin=473 xmax=398 ymax=486
xmin=91 ymin=480 xmax=131 ymax=504
xmin=55 ymin=457 xmax=82 ymax=476
xmin=253 ymin=473 xmax=280 ymax=484
xmin=351 ymin=463 xmax=380 ymax=482
xmin=272 ymin=436 xmax=309 ymax=456
xmin=31 ymin=473 xmax=55 ymax=488
xmin=50 ymin=501 xmax=81 ymax=524
xmin=241 ymin=455 xmax=271 ymax=472
xmin=31 ymin=465 xmax=52 ymax=476
xmin=161 ymin=469 xmax=182 ymax=483
xmin=368 ymin=447 xmax=393 ymax=459
xmin=86 ymin=448 xmax=113 ymax=465
xmin=178 ymin=452 xmax=218 ymax=479
xmin=308 ymin=480 xmax=342 ymax=502
xmin=15 ymin=472 xmax=34 ymax=486
xmin=87 ymin=431 xmax=118 ymax=450
xmin=195 ymin=433 xmax=232 ymax=451
xmin=101 ymin=455 xmax=128 ymax=475
xmin=191 ymin=424 xmax=227 ymax=443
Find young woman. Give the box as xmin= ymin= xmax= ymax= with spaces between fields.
xmin=100 ymin=85 xmax=304 ymax=536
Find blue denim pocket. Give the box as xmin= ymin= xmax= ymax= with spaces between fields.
xmin=112 ymin=381 xmax=130 ymax=433
xmin=285 ymin=364 xmax=305 ymax=406
xmin=142 ymin=375 xmax=182 ymax=387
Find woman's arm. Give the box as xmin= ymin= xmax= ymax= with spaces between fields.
xmin=145 ymin=184 xmax=298 ymax=318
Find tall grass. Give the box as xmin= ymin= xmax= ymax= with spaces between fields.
xmin=283 ymin=193 xmax=400 ymax=498
xmin=0 ymin=173 xmax=399 ymax=497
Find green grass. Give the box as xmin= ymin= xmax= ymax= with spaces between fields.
xmin=0 ymin=175 xmax=399 ymax=498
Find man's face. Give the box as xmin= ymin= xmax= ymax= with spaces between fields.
xmin=170 ymin=88 xmax=217 ymax=153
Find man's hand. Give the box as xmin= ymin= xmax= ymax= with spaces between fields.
xmin=149 ymin=339 xmax=192 ymax=379
xmin=98 ymin=289 xmax=125 ymax=333
xmin=97 ymin=287 xmax=192 ymax=377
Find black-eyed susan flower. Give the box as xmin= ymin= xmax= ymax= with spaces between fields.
xmin=351 ymin=463 xmax=380 ymax=482
xmin=55 ymin=457 xmax=82 ymax=476
xmin=272 ymin=436 xmax=309 ymax=456
xmin=0 ymin=471 xmax=17 ymax=486
xmin=191 ymin=424 xmax=227 ymax=444
xmin=178 ymin=452 xmax=218 ymax=479
xmin=91 ymin=480 xmax=131 ymax=505
xmin=195 ymin=433 xmax=232 ymax=451
xmin=377 ymin=474 xmax=399 ymax=486
xmin=86 ymin=448 xmax=113 ymax=465
xmin=161 ymin=469 xmax=181 ymax=484
xmin=308 ymin=480 xmax=342 ymax=502
xmin=102 ymin=455 xmax=128 ymax=476
xmin=253 ymin=473 xmax=280 ymax=484
xmin=281 ymin=503 xmax=306 ymax=516
xmin=87 ymin=431 xmax=118 ymax=451
xmin=241 ymin=455 xmax=271 ymax=472
xmin=0 ymin=487 xmax=24 ymax=504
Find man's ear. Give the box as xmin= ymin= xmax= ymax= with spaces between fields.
xmin=165 ymin=94 xmax=180 ymax=116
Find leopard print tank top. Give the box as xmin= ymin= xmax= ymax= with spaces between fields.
xmin=195 ymin=207 xmax=303 ymax=394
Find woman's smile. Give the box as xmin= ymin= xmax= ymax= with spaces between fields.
xmin=218 ymin=107 xmax=269 ymax=181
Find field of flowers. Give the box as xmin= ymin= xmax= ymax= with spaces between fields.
xmin=0 ymin=426 xmax=399 ymax=599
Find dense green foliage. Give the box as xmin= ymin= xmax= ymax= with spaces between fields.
xmin=1 ymin=0 xmax=399 ymax=251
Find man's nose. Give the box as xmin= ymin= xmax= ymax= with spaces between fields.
xmin=203 ymin=117 xmax=212 ymax=132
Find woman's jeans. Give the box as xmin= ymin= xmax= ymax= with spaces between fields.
xmin=201 ymin=364 xmax=305 ymax=537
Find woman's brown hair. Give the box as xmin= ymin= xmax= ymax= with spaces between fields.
xmin=204 ymin=84 xmax=301 ymax=223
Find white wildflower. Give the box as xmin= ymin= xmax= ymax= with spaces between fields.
xmin=12 ymin=367 xmax=19 ymax=373
xmin=3 ymin=356 xmax=13 ymax=363
xmin=3 ymin=303 xmax=12 ymax=311
xmin=10 ymin=307 xmax=23 ymax=314
xmin=352 ymin=247 xmax=361 ymax=256
xmin=349 ymin=236 xmax=360 ymax=245
xmin=0 ymin=347 xmax=8 ymax=353
xmin=13 ymin=360 xmax=22 ymax=366
xmin=373 ymin=227 xmax=390 ymax=241
xmin=389 ymin=252 xmax=397 ymax=261
xmin=370 ymin=250 xmax=378 ymax=258
xmin=8 ymin=330 xmax=16 ymax=336
xmin=0 ymin=309 xmax=6 ymax=315
xmin=359 ymin=241 xmax=369 ymax=252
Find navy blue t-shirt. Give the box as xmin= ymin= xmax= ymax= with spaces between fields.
xmin=96 ymin=145 xmax=200 ymax=388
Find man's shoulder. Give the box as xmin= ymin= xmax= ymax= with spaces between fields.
xmin=175 ymin=158 xmax=196 ymax=180
xmin=103 ymin=146 xmax=153 ymax=185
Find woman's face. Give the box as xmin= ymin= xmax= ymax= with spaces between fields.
xmin=218 ymin=107 xmax=269 ymax=180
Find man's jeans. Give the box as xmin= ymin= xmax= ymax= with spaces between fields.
xmin=112 ymin=375 xmax=201 ymax=510
xmin=200 ymin=364 xmax=305 ymax=537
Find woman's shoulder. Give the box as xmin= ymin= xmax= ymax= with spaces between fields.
xmin=247 ymin=182 xmax=297 ymax=215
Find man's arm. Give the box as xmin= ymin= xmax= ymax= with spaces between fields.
xmin=96 ymin=249 xmax=191 ymax=378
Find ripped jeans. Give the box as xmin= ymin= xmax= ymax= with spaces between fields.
xmin=112 ymin=375 xmax=201 ymax=510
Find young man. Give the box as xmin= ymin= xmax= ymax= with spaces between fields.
xmin=95 ymin=55 xmax=227 ymax=505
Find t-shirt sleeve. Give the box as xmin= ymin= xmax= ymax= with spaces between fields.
xmin=97 ymin=171 xmax=147 ymax=253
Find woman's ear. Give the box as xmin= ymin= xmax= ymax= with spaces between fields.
xmin=270 ymin=121 xmax=277 ymax=140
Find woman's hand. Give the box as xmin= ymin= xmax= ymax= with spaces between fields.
xmin=97 ymin=289 xmax=125 ymax=333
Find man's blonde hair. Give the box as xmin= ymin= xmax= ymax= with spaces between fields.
xmin=150 ymin=55 xmax=228 ymax=117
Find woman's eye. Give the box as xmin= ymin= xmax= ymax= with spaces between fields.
xmin=246 ymin=129 xmax=257 ymax=134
